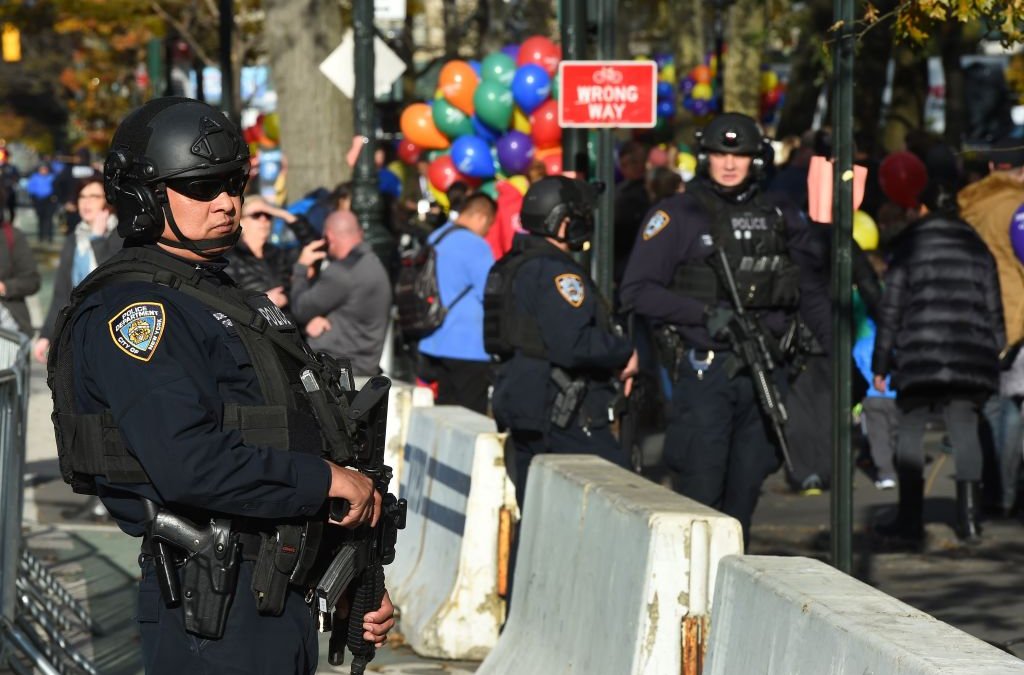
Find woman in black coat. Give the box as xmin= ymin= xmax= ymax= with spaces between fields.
xmin=872 ymin=182 xmax=1005 ymax=544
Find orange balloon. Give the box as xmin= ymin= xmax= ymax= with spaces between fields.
xmin=400 ymin=103 xmax=450 ymax=150
xmin=691 ymin=64 xmax=712 ymax=85
xmin=439 ymin=60 xmax=479 ymax=116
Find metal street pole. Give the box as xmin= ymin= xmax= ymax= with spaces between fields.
xmin=711 ymin=0 xmax=728 ymax=108
xmin=592 ymin=0 xmax=615 ymax=300
xmin=352 ymin=0 xmax=389 ymax=258
xmin=560 ymin=0 xmax=587 ymax=176
xmin=830 ymin=0 xmax=855 ymax=575
xmin=218 ymin=0 xmax=236 ymax=124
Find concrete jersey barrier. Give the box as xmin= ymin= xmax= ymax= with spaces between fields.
xmin=382 ymin=379 xmax=434 ymax=492
xmin=388 ymin=405 xmax=515 ymax=660
xmin=705 ymin=555 xmax=1024 ymax=675
xmin=477 ymin=454 xmax=743 ymax=675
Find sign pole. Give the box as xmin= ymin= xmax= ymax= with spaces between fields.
xmin=352 ymin=0 xmax=389 ymax=259
xmin=560 ymin=0 xmax=588 ymax=177
xmin=594 ymin=0 xmax=616 ymax=300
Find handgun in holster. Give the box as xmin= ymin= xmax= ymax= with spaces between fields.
xmin=550 ymin=367 xmax=586 ymax=429
xmin=653 ymin=326 xmax=686 ymax=381
xmin=146 ymin=507 xmax=240 ymax=639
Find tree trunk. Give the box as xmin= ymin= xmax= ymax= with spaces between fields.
xmin=263 ymin=0 xmax=350 ymax=201
xmin=723 ymin=0 xmax=764 ymax=117
xmin=881 ymin=44 xmax=927 ymax=152
xmin=776 ymin=0 xmax=831 ymax=137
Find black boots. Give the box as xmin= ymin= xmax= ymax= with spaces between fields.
xmin=955 ymin=480 xmax=983 ymax=544
xmin=875 ymin=470 xmax=924 ymax=542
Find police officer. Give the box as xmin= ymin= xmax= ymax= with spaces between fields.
xmin=620 ymin=112 xmax=829 ymax=544
xmin=48 ymin=98 xmax=394 ymax=674
xmin=485 ymin=176 xmax=637 ymax=505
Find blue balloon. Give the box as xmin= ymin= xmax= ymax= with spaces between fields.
xmin=451 ymin=135 xmax=495 ymax=178
xmin=654 ymin=52 xmax=673 ymax=70
xmin=501 ymin=44 xmax=520 ymax=60
xmin=378 ymin=168 xmax=402 ymax=198
xmin=471 ymin=115 xmax=501 ymax=144
xmin=657 ymin=99 xmax=676 ymax=118
xmin=679 ymin=77 xmax=695 ymax=95
xmin=496 ymin=130 xmax=535 ymax=175
xmin=469 ymin=59 xmax=482 ymax=77
xmin=511 ymin=64 xmax=551 ymax=114
xmin=657 ymin=81 xmax=674 ymax=101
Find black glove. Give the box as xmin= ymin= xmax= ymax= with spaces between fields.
xmin=704 ymin=306 xmax=735 ymax=341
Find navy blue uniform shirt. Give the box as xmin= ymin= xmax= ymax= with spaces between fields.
xmin=71 ymin=247 xmax=330 ymax=537
xmin=492 ymin=235 xmax=633 ymax=432
xmin=619 ymin=181 xmax=831 ymax=351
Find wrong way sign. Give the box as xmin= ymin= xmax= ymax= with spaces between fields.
xmin=557 ymin=61 xmax=657 ymax=128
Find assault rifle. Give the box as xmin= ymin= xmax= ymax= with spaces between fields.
xmin=706 ymin=247 xmax=795 ymax=474
xmin=301 ymin=366 xmax=407 ymax=675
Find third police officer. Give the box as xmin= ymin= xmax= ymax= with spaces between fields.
xmin=620 ymin=112 xmax=830 ymax=544
xmin=485 ymin=176 xmax=637 ymax=505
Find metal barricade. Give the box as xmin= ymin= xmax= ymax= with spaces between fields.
xmin=0 ymin=330 xmax=100 ymax=674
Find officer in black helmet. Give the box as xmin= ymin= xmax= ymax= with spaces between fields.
xmin=620 ymin=112 xmax=830 ymax=545
xmin=485 ymin=176 xmax=637 ymax=505
xmin=47 ymin=98 xmax=395 ymax=674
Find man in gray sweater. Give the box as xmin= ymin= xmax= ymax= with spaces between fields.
xmin=291 ymin=209 xmax=391 ymax=375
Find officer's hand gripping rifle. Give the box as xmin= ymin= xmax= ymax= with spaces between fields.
xmin=300 ymin=369 xmax=407 ymax=675
xmin=706 ymin=247 xmax=795 ymax=475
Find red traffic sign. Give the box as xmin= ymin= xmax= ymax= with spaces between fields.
xmin=557 ymin=61 xmax=658 ymax=128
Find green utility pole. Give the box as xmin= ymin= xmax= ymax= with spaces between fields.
xmin=352 ymin=0 xmax=389 ymax=258
xmin=560 ymin=0 xmax=587 ymax=176
xmin=830 ymin=0 xmax=855 ymax=575
xmin=592 ymin=0 xmax=615 ymax=300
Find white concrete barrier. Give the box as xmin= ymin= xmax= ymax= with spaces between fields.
xmin=382 ymin=379 xmax=434 ymax=492
xmin=705 ymin=555 xmax=1024 ymax=675
xmin=388 ymin=406 xmax=515 ymax=660
xmin=477 ymin=454 xmax=743 ymax=675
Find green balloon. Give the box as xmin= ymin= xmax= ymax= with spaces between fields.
xmin=551 ymin=73 xmax=560 ymax=101
xmin=479 ymin=180 xmax=499 ymax=200
xmin=481 ymin=53 xmax=516 ymax=88
xmin=473 ymin=80 xmax=514 ymax=132
xmin=425 ymin=148 xmax=450 ymax=162
xmin=432 ymin=99 xmax=474 ymax=139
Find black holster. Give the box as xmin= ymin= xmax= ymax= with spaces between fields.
xmin=550 ymin=367 xmax=586 ymax=429
xmin=653 ymin=326 xmax=685 ymax=381
xmin=250 ymin=523 xmax=307 ymax=616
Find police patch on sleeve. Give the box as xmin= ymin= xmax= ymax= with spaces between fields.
xmin=642 ymin=210 xmax=671 ymax=240
xmin=108 ymin=302 xmax=167 ymax=362
xmin=554 ymin=273 xmax=586 ymax=308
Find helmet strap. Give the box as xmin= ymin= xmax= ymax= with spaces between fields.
xmin=157 ymin=201 xmax=241 ymax=258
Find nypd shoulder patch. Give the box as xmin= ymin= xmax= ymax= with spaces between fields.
xmin=642 ymin=210 xmax=671 ymax=240
xmin=108 ymin=302 xmax=167 ymax=362
xmin=554 ymin=273 xmax=586 ymax=308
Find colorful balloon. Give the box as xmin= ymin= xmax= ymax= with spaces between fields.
xmin=473 ymin=80 xmax=514 ymax=132
xmin=397 ymin=139 xmax=423 ymax=165
xmin=691 ymin=83 xmax=713 ymax=101
xmin=761 ymin=70 xmax=779 ymax=93
xmin=430 ymin=183 xmax=450 ymax=210
xmin=654 ymin=53 xmax=673 ymax=70
xmin=511 ymin=64 xmax=552 ymax=114
xmin=439 ymin=60 xmax=479 ymax=115
xmin=432 ymin=98 xmax=474 ymax=139
xmin=263 ymin=113 xmax=280 ymax=142
xmin=400 ymin=103 xmax=450 ymax=150
xmin=691 ymin=64 xmax=712 ymax=85
xmin=1012 ymin=204 xmax=1024 ymax=265
xmin=469 ymin=60 xmax=482 ymax=77
xmin=517 ymin=35 xmax=561 ymax=77
xmin=512 ymin=106 xmax=532 ymax=134
xmin=471 ymin=115 xmax=502 ymax=144
xmin=496 ymin=130 xmax=535 ymax=175
xmin=659 ymin=64 xmax=676 ymax=84
xmin=879 ymin=151 xmax=928 ymax=209
xmin=529 ymin=99 xmax=561 ymax=150
xmin=679 ymin=77 xmax=695 ymax=95
xmin=501 ymin=44 xmax=520 ymax=61
xmin=506 ymin=175 xmax=530 ymax=196
xmin=479 ymin=180 xmax=499 ymax=200
xmin=451 ymin=135 xmax=495 ymax=178
xmin=677 ymin=151 xmax=697 ymax=179
xmin=853 ymin=210 xmax=879 ymax=251
xmin=657 ymin=81 xmax=674 ymax=101
xmin=428 ymin=155 xmax=468 ymax=193
xmin=539 ymin=147 xmax=563 ymax=175
xmin=482 ymin=52 xmax=517 ymax=88
xmin=551 ymin=72 xmax=560 ymax=101
xmin=657 ymin=99 xmax=676 ymax=118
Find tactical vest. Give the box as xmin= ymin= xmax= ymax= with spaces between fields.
xmin=48 ymin=247 xmax=327 ymax=496
xmin=672 ymin=184 xmax=801 ymax=310
xmin=483 ymin=243 xmax=550 ymax=361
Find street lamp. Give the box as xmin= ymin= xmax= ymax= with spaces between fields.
xmin=706 ymin=0 xmax=735 ymax=111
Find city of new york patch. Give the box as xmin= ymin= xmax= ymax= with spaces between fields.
xmin=108 ymin=302 xmax=167 ymax=362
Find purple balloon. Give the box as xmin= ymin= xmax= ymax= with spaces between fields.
xmin=679 ymin=77 xmax=695 ymax=95
xmin=654 ymin=53 xmax=673 ymax=70
xmin=501 ymin=44 xmax=520 ymax=60
xmin=1012 ymin=204 xmax=1024 ymax=265
xmin=691 ymin=99 xmax=711 ymax=116
xmin=496 ymin=130 xmax=535 ymax=175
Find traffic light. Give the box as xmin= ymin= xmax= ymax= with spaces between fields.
xmin=2 ymin=24 xmax=20 ymax=63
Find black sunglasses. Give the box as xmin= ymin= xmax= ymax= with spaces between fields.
xmin=244 ymin=211 xmax=272 ymax=220
xmin=165 ymin=171 xmax=248 ymax=201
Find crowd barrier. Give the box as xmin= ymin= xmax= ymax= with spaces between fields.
xmin=382 ymin=379 xmax=435 ymax=493
xmin=477 ymin=454 xmax=743 ymax=675
xmin=705 ymin=555 xmax=1024 ymax=675
xmin=389 ymin=405 xmax=515 ymax=660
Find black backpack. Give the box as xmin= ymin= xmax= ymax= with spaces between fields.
xmin=394 ymin=225 xmax=471 ymax=339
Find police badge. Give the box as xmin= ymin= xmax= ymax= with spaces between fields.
xmin=554 ymin=274 xmax=586 ymax=308
xmin=109 ymin=302 xmax=167 ymax=362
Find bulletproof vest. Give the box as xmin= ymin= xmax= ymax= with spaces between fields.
xmin=48 ymin=246 xmax=326 ymax=495
xmin=483 ymin=241 xmax=549 ymax=361
xmin=672 ymin=183 xmax=801 ymax=310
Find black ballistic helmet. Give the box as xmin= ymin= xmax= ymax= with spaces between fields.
xmin=697 ymin=112 xmax=765 ymax=155
xmin=104 ymin=97 xmax=249 ymax=256
xmin=520 ymin=176 xmax=602 ymax=251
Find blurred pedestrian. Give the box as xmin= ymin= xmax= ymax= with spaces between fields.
xmin=613 ymin=141 xmax=650 ymax=281
xmin=26 ymin=162 xmax=57 ymax=243
xmin=647 ymin=166 xmax=684 ymax=203
xmin=0 ymin=182 xmax=40 ymax=336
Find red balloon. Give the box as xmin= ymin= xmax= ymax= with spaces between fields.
xmin=530 ymin=100 xmax=561 ymax=150
xmin=397 ymin=139 xmax=423 ymax=165
xmin=428 ymin=155 xmax=469 ymax=193
xmin=517 ymin=35 xmax=562 ymax=77
xmin=879 ymin=151 xmax=928 ymax=209
xmin=541 ymin=149 xmax=563 ymax=176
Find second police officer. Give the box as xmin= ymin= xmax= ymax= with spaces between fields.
xmin=47 ymin=97 xmax=396 ymax=674
xmin=620 ymin=112 xmax=830 ymax=545
xmin=484 ymin=176 xmax=638 ymax=505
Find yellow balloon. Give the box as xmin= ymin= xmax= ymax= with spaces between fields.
xmin=708 ymin=55 xmax=718 ymax=75
xmin=387 ymin=160 xmax=405 ymax=181
xmin=761 ymin=70 xmax=779 ymax=93
xmin=659 ymin=64 xmax=676 ymax=83
xmin=429 ymin=183 xmax=450 ymax=210
xmin=692 ymin=83 xmax=713 ymax=101
xmin=507 ymin=175 xmax=530 ymax=196
xmin=512 ymin=106 xmax=531 ymax=134
xmin=677 ymin=151 xmax=697 ymax=178
xmin=853 ymin=210 xmax=879 ymax=251
xmin=263 ymin=113 xmax=280 ymax=142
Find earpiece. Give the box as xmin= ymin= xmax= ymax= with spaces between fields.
xmin=105 ymin=148 xmax=165 ymax=241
